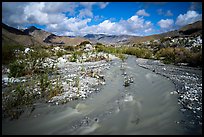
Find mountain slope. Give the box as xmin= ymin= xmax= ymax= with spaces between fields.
xmin=23 ymin=26 xmax=88 ymax=46
xmin=2 ymin=23 xmax=44 ymax=47
xmin=84 ymin=34 xmax=136 ymax=44
xmin=128 ymin=21 xmax=202 ymax=45
xmin=179 ymin=21 xmax=202 ymax=35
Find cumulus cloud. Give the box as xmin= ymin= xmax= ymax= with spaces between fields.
xmin=3 ymin=2 xmax=152 ymax=36
xmin=46 ymin=18 xmax=91 ymax=36
xmin=2 ymin=2 xmax=79 ymax=27
xmin=78 ymin=2 xmax=109 ymax=18
xmin=157 ymin=9 xmax=173 ymax=16
xmin=175 ymin=10 xmax=202 ymax=26
xmin=166 ymin=10 xmax=173 ymax=16
xmin=157 ymin=19 xmax=174 ymax=29
xmin=98 ymin=2 xmax=109 ymax=9
xmin=136 ymin=9 xmax=150 ymax=16
xmin=79 ymin=9 xmax=93 ymax=18
xmin=79 ymin=15 xmax=153 ymax=36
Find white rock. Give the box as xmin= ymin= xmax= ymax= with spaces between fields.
xmin=25 ymin=48 xmax=30 ymax=53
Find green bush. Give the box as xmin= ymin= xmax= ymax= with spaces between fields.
xmin=2 ymin=44 xmax=25 ymax=65
xmin=2 ymin=83 xmax=34 ymax=119
xmin=40 ymin=73 xmax=50 ymax=97
xmin=47 ymin=77 xmax=63 ymax=100
xmin=8 ymin=60 xmax=26 ymax=77
xmin=69 ymin=51 xmax=83 ymax=62
xmin=155 ymin=47 xmax=202 ymax=66
xmin=64 ymin=45 xmax=75 ymax=51
xmin=124 ymin=47 xmax=153 ymax=59
xmin=56 ymin=50 xmax=67 ymax=57
xmin=155 ymin=47 xmax=175 ymax=63
xmin=187 ymin=52 xmax=202 ymax=67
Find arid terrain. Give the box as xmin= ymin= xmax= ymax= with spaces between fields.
xmin=2 ymin=20 xmax=202 ymax=135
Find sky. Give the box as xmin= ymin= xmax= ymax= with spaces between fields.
xmin=2 ymin=2 xmax=202 ymax=36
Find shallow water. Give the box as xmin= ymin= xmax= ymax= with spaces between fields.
xmin=2 ymin=56 xmax=197 ymax=135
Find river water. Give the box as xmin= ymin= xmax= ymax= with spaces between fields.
xmin=2 ymin=56 xmax=200 ymax=135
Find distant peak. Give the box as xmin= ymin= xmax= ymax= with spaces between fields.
xmin=28 ymin=26 xmax=40 ymax=31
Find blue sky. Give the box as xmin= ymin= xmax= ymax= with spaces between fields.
xmin=2 ymin=2 xmax=202 ymax=36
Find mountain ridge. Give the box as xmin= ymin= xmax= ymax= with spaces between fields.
xmin=2 ymin=20 xmax=202 ymax=47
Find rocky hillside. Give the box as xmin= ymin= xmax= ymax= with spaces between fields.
xmin=128 ymin=21 xmax=202 ymax=45
xmin=2 ymin=23 xmax=89 ymax=47
xmin=44 ymin=34 xmax=87 ymax=46
xmin=178 ymin=21 xmax=202 ymax=35
xmin=23 ymin=26 xmax=88 ymax=46
xmin=23 ymin=26 xmax=53 ymax=44
xmin=84 ymin=34 xmax=136 ymax=45
xmin=2 ymin=23 xmax=44 ymax=47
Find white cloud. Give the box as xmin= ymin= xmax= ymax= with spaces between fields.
xmin=79 ymin=9 xmax=93 ymax=18
xmin=144 ymin=28 xmax=152 ymax=33
xmin=98 ymin=2 xmax=109 ymax=9
xmin=175 ymin=10 xmax=202 ymax=26
xmin=46 ymin=17 xmax=91 ymax=36
xmin=165 ymin=10 xmax=173 ymax=16
xmin=79 ymin=15 xmax=153 ymax=36
xmin=136 ymin=9 xmax=150 ymax=16
xmin=157 ymin=19 xmax=174 ymax=29
xmin=157 ymin=9 xmax=173 ymax=16
xmin=2 ymin=2 xmax=152 ymax=36
xmin=80 ymin=2 xmax=109 ymax=9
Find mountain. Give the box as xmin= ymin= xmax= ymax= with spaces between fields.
xmin=23 ymin=26 xmax=54 ymax=44
xmin=84 ymin=34 xmax=136 ymax=44
xmin=43 ymin=34 xmax=87 ymax=46
xmin=2 ymin=23 xmax=89 ymax=47
xmin=178 ymin=21 xmax=202 ymax=35
xmin=2 ymin=23 xmax=43 ymax=47
xmin=23 ymin=26 xmax=88 ymax=46
xmin=128 ymin=21 xmax=202 ymax=45
xmin=2 ymin=20 xmax=202 ymax=47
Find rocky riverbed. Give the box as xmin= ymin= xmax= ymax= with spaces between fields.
xmin=136 ymin=58 xmax=202 ymax=133
xmin=2 ymin=55 xmax=202 ymax=135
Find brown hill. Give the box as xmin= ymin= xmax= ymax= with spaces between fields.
xmin=23 ymin=26 xmax=89 ymax=46
xmin=128 ymin=21 xmax=202 ymax=45
xmin=44 ymin=34 xmax=88 ymax=46
xmin=2 ymin=23 xmax=89 ymax=47
xmin=2 ymin=23 xmax=44 ymax=47
xmin=179 ymin=21 xmax=202 ymax=35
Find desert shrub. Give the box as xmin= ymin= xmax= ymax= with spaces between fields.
xmin=155 ymin=47 xmax=202 ymax=66
xmin=155 ymin=48 xmax=175 ymax=64
xmin=2 ymin=44 xmax=25 ymax=65
xmin=64 ymin=45 xmax=75 ymax=51
xmin=116 ymin=53 xmax=127 ymax=62
xmin=191 ymin=46 xmax=202 ymax=53
xmin=124 ymin=47 xmax=153 ymax=59
xmin=76 ymin=41 xmax=91 ymax=49
xmin=40 ymin=73 xmax=50 ymax=97
xmin=47 ymin=77 xmax=63 ymax=100
xmin=187 ymin=52 xmax=202 ymax=67
xmin=56 ymin=50 xmax=67 ymax=57
xmin=8 ymin=60 xmax=26 ymax=77
xmin=2 ymin=83 xmax=34 ymax=120
xmin=79 ymin=41 xmax=91 ymax=46
xmin=69 ymin=51 xmax=83 ymax=62
xmin=96 ymin=42 xmax=104 ymax=46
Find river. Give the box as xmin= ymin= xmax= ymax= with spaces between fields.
xmin=2 ymin=56 xmax=201 ymax=135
